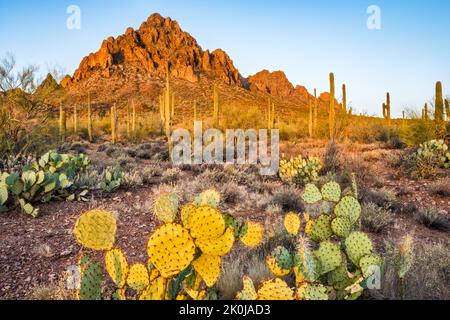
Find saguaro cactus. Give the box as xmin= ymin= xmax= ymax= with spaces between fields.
xmin=267 ymin=98 xmax=275 ymax=131
xmin=445 ymin=99 xmax=449 ymax=122
xmin=87 ymin=93 xmax=93 ymax=142
xmin=382 ymin=93 xmax=391 ymax=126
xmin=73 ymin=105 xmax=78 ymax=134
xmin=435 ymin=81 xmax=445 ymax=139
xmin=111 ymin=104 xmax=117 ymax=144
xmin=132 ymin=99 xmax=136 ymax=136
xmin=313 ymin=88 xmax=318 ymax=135
xmin=308 ymin=99 xmax=313 ymax=138
xmin=329 ymin=73 xmax=335 ymax=140
xmin=126 ymin=103 xmax=131 ymax=138
xmin=213 ymin=82 xmax=220 ymax=128
xmin=160 ymin=63 xmax=174 ymax=156
xmin=59 ymin=103 xmax=66 ymax=142
xmin=422 ymin=103 xmax=429 ymax=120
xmin=342 ymin=84 xmax=347 ymax=114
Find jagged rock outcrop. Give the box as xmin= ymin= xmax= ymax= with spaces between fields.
xmin=65 ymin=13 xmax=243 ymax=86
xmin=34 ymin=73 xmax=60 ymax=97
xmin=247 ymin=70 xmax=295 ymax=97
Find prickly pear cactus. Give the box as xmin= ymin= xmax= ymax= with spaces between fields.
xmin=306 ymin=215 xmax=332 ymax=242
xmin=195 ymin=227 xmax=234 ymax=256
xmin=153 ymin=193 xmax=179 ymax=223
xmin=266 ymin=256 xmax=291 ymax=276
xmin=127 ymin=263 xmax=150 ymax=291
xmin=321 ymin=181 xmax=341 ymax=202
xmin=180 ymin=204 xmax=196 ymax=228
xmin=297 ymin=283 xmax=329 ymax=300
xmin=345 ymin=232 xmax=373 ymax=265
xmin=139 ymin=277 xmax=166 ymax=300
xmin=334 ymin=196 xmax=361 ymax=224
xmin=193 ymin=189 xmax=221 ymax=208
xmin=279 ymin=156 xmax=322 ymax=185
xmin=188 ymin=206 xmax=225 ymax=240
xmin=257 ymin=278 xmax=294 ymax=300
xmin=192 ymin=254 xmax=221 ymax=287
xmin=331 ymin=217 xmax=352 ymax=238
xmin=239 ymin=221 xmax=264 ymax=248
xmin=302 ymin=184 xmax=323 ymax=204
xmin=78 ymin=260 xmax=103 ymax=300
xmin=284 ymin=213 xmax=301 ymax=236
xmin=359 ymin=254 xmax=382 ymax=278
xmin=235 ymin=276 xmax=258 ymax=300
xmin=147 ymin=223 xmax=196 ymax=278
xmin=314 ymin=241 xmax=342 ymax=274
xmin=105 ymin=248 xmax=129 ymax=288
xmin=73 ymin=209 xmax=117 ymax=251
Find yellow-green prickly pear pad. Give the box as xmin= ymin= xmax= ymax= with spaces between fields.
xmin=331 ymin=217 xmax=352 ymax=238
xmin=257 ymin=278 xmax=294 ymax=300
xmin=334 ymin=196 xmax=361 ymax=224
xmin=240 ymin=221 xmax=264 ymax=248
xmin=195 ymin=227 xmax=235 ymax=256
xmin=313 ymin=241 xmax=342 ymax=274
xmin=73 ymin=209 xmax=117 ymax=251
xmin=302 ymin=184 xmax=322 ymax=204
xmin=105 ymin=248 xmax=129 ymax=288
xmin=180 ymin=204 xmax=196 ymax=229
xmin=359 ymin=254 xmax=382 ymax=278
xmin=127 ymin=263 xmax=150 ymax=291
xmin=235 ymin=276 xmax=258 ymax=300
xmin=284 ymin=212 xmax=301 ymax=236
xmin=306 ymin=215 xmax=332 ymax=242
xmin=188 ymin=206 xmax=225 ymax=240
xmin=153 ymin=193 xmax=179 ymax=223
xmin=147 ymin=223 xmax=196 ymax=278
xmin=321 ymin=181 xmax=341 ymax=202
xmin=297 ymin=283 xmax=329 ymax=300
xmin=193 ymin=189 xmax=221 ymax=208
xmin=345 ymin=232 xmax=373 ymax=265
xmin=139 ymin=277 xmax=166 ymax=300
xmin=192 ymin=254 xmax=222 ymax=287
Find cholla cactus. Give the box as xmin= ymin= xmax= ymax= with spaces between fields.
xmin=279 ymin=155 xmax=322 ymax=185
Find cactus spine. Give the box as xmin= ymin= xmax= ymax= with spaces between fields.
xmin=59 ymin=103 xmax=66 ymax=142
xmin=308 ymin=98 xmax=313 ymax=138
xmin=111 ymin=104 xmax=117 ymax=144
xmin=435 ymin=81 xmax=445 ymax=139
xmin=73 ymin=105 xmax=78 ymax=134
xmin=329 ymin=73 xmax=335 ymax=140
xmin=342 ymin=84 xmax=347 ymax=114
xmin=213 ymin=82 xmax=220 ymax=128
xmin=87 ymin=93 xmax=93 ymax=142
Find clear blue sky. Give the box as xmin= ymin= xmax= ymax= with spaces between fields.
xmin=1 ymin=0 xmax=449 ymax=117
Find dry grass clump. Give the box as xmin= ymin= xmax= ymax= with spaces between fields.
xmin=361 ymin=203 xmax=394 ymax=233
xmin=27 ymin=277 xmax=75 ymax=300
xmin=428 ymin=178 xmax=450 ymax=197
xmin=414 ymin=208 xmax=450 ymax=232
xmin=271 ymin=187 xmax=304 ymax=213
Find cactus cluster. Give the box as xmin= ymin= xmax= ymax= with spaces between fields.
xmin=279 ymin=155 xmax=322 ymax=185
xmin=72 ymin=189 xmax=264 ymax=300
xmin=416 ymin=139 xmax=450 ymax=169
xmin=0 ymin=150 xmax=89 ymax=216
xmin=247 ymin=180 xmax=381 ymax=301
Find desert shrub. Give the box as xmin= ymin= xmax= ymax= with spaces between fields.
xmin=361 ymin=203 xmax=394 ymax=233
xmin=414 ymin=207 xmax=450 ymax=232
xmin=429 ymin=178 xmax=450 ymax=197
xmin=323 ymin=141 xmax=341 ymax=173
xmin=279 ymin=155 xmax=322 ymax=185
xmin=271 ymin=187 xmax=304 ymax=212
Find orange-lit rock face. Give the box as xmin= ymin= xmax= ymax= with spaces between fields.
xmin=68 ymin=13 xmax=243 ymax=86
